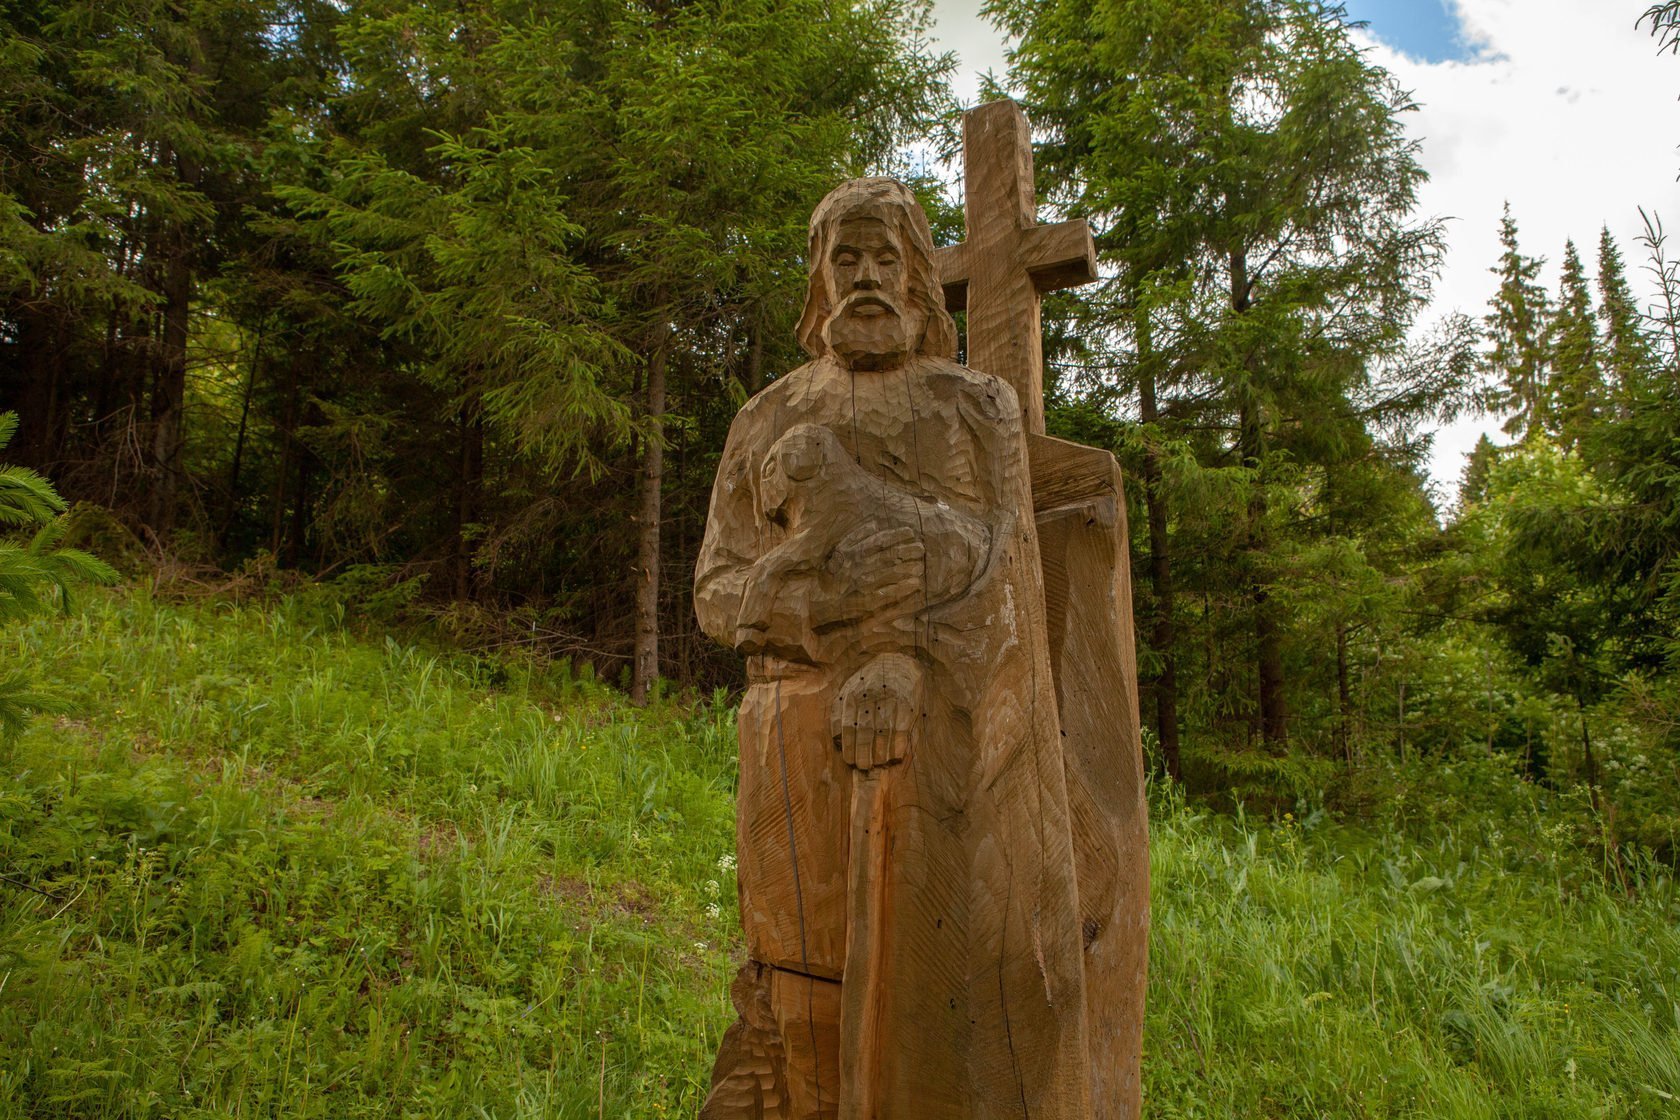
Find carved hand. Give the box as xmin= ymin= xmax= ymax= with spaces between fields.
xmin=830 ymin=653 xmax=925 ymax=771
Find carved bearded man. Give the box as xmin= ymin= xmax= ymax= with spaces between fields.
xmin=695 ymin=179 xmax=1097 ymax=1120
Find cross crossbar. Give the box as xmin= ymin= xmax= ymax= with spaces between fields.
xmin=930 ymin=99 xmax=1098 ymax=435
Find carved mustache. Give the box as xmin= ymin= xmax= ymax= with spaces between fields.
xmin=838 ymin=292 xmax=900 ymax=317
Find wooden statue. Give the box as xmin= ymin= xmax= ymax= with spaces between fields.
xmin=695 ymin=100 xmax=1148 ymax=1120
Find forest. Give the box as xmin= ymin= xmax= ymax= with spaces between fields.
xmin=2 ymin=0 xmax=1679 ymax=1115
xmin=6 ymin=0 xmax=1676 ymax=838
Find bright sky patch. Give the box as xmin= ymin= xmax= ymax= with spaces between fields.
xmin=1343 ymin=0 xmax=1475 ymax=63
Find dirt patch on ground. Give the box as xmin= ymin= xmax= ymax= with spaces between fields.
xmin=417 ymin=820 xmax=462 ymax=860
xmin=536 ymin=873 xmax=593 ymax=906
xmin=536 ymin=874 xmax=669 ymax=927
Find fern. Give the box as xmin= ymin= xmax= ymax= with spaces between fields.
xmin=0 ymin=412 xmax=118 ymax=738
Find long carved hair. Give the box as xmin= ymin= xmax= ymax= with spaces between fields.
xmin=795 ymin=177 xmax=959 ymax=361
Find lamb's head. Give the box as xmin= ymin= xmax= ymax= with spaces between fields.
xmin=760 ymin=423 xmax=845 ymax=528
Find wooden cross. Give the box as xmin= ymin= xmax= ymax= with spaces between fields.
xmin=932 ymin=105 xmax=1150 ymax=1120
xmin=932 ymin=99 xmax=1098 ymax=435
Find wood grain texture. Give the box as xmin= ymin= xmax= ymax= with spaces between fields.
xmin=696 ymin=146 xmax=1145 ymax=1119
xmin=929 ymin=100 xmax=1097 ymax=434
xmin=1030 ymin=434 xmax=1150 ymax=1120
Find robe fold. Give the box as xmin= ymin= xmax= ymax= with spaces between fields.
xmin=695 ymin=353 xmax=1095 ymax=1120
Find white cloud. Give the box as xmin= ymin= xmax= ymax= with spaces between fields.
xmin=926 ymin=0 xmax=1680 ymax=497
xmin=1360 ymin=0 xmax=1680 ymax=495
xmin=929 ymin=0 xmax=1013 ymax=106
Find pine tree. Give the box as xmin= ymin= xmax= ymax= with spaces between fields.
xmin=1458 ymin=434 xmax=1500 ymax=509
xmin=1643 ymin=3 xmax=1680 ymax=53
xmin=1595 ymin=225 xmax=1655 ymax=410
xmin=1546 ymin=240 xmax=1602 ymax=451
xmin=1 ymin=0 xmax=326 ymax=536
xmin=1484 ymin=204 xmax=1551 ymax=440
xmin=277 ymin=0 xmax=951 ymax=699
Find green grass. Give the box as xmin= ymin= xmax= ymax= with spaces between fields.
xmin=1 ymin=590 xmax=1677 ymax=1117
xmin=1146 ymin=792 xmax=1680 ymax=1117
xmin=1 ymin=590 xmax=739 ymax=1116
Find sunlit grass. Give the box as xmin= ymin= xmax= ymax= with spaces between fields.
xmin=0 ymin=589 xmax=739 ymax=1117
xmin=1 ymin=589 xmax=1676 ymax=1117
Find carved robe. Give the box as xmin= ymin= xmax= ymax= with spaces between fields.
xmin=695 ymin=351 xmax=1094 ymax=1119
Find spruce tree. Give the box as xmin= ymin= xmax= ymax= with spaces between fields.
xmin=998 ymin=0 xmax=1452 ymax=754
xmin=1595 ymin=225 xmax=1655 ymax=410
xmin=1 ymin=0 xmax=324 ymax=536
xmin=1643 ymin=3 xmax=1680 ymax=53
xmin=278 ymin=0 xmax=951 ymax=699
xmin=1484 ymin=204 xmax=1551 ymax=440
xmin=1546 ymin=239 xmax=1602 ymax=452
xmin=1458 ymin=433 xmax=1500 ymax=508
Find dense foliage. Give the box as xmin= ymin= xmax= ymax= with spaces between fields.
xmin=992 ymin=0 xmax=1477 ymax=784
xmin=0 ymin=0 xmax=953 ymax=700
xmin=967 ymin=0 xmax=1679 ymax=857
xmin=2 ymin=0 xmax=1676 ymax=844
xmin=0 ymin=411 xmax=115 ymax=737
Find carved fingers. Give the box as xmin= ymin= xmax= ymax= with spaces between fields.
xmin=830 ymin=652 xmax=925 ymax=771
xmin=835 ymin=524 xmax=924 ymax=573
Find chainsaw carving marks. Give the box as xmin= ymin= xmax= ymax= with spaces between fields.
xmin=694 ymin=137 xmax=1147 ymax=1120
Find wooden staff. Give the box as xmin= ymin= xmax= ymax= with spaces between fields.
xmin=839 ymin=762 xmax=890 ymax=1120
xmin=834 ymin=656 xmax=917 ymax=1120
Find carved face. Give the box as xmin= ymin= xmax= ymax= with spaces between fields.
xmin=796 ymin=177 xmax=957 ymax=362
xmin=820 ymin=216 xmax=924 ymax=371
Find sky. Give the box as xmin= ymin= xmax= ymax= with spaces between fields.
xmin=925 ymin=0 xmax=1680 ymax=500
xmin=1343 ymin=0 xmax=1469 ymax=63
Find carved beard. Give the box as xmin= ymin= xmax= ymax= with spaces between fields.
xmin=822 ymin=292 xmax=925 ymax=371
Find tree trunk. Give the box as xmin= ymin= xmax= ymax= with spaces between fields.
xmin=1239 ymin=394 xmax=1286 ymax=749
xmin=271 ymin=376 xmax=300 ymax=558
xmin=1253 ymin=573 xmax=1286 ymax=747
xmin=285 ymin=454 xmax=310 ymax=568
xmin=631 ymin=326 xmax=672 ymax=705
xmin=222 ymin=320 xmax=265 ymax=549
xmin=1232 ymin=248 xmax=1287 ymax=750
xmin=148 ymin=134 xmax=198 ymax=538
xmin=96 ymin=307 xmax=120 ymax=430
xmin=1336 ymin=622 xmax=1353 ymax=767
xmin=746 ymin=307 xmax=766 ymax=394
xmin=10 ymin=303 xmax=64 ymax=468
xmin=148 ymin=249 xmax=191 ymax=536
xmin=452 ymin=398 xmax=485 ymax=600
xmin=1578 ymin=695 xmax=1599 ymax=809
xmin=1396 ymin=678 xmax=1407 ymax=760
xmin=1136 ymin=301 xmax=1181 ymax=781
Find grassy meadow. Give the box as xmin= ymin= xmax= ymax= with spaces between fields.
xmin=1 ymin=590 xmax=1677 ymax=1117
